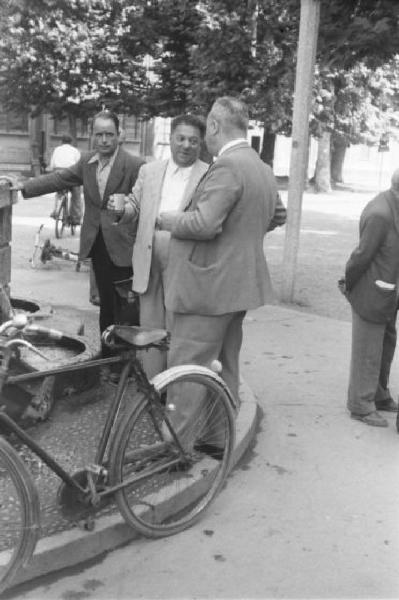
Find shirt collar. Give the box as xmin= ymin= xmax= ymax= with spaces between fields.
xmin=167 ymin=157 xmax=194 ymax=174
xmin=218 ymin=138 xmax=248 ymax=157
xmin=88 ymin=146 xmax=119 ymax=166
xmin=391 ymin=188 xmax=399 ymax=202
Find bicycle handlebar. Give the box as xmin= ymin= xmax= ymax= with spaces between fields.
xmin=0 ymin=318 xmax=66 ymax=390
xmin=24 ymin=324 xmax=64 ymax=340
xmin=0 ymin=312 xmax=54 ymax=336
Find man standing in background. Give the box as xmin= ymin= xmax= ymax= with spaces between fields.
xmin=344 ymin=168 xmax=399 ymax=427
xmin=48 ymin=134 xmax=81 ymax=225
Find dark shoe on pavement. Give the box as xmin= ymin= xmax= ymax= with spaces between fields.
xmin=375 ymin=398 xmax=398 ymax=412
xmin=50 ymin=210 xmax=57 ymax=219
xmin=351 ymin=411 xmax=388 ymax=427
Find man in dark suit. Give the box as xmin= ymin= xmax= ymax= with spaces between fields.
xmin=157 ymin=96 xmax=286 ymax=434
xmin=344 ymin=169 xmax=399 ymax=427
xmin=16 ymin=110 xmax=144 ymax=341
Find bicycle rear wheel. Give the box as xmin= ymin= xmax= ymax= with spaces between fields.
xmin=0 ymin=437 xmax=40 ymax=594
xmin=109 ymin=369 xmax=235 ymax=538
xmin=55 ymin=197 xmax=67 ymax=239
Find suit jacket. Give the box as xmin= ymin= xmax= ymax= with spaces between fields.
xmin=23 ymin=148 xmax=145 ymax=266
xmin=124 ymin=158 xmax=209 ymax=294
xmin=163 ymin=142 xmax=286 ymax=315
xmin=345 ymin=189 xmax=399 ymax=323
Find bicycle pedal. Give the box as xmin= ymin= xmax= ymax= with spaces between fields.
xmin=77 ymin=516 xmax=95 ymax=532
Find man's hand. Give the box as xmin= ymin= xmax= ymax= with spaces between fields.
xmin=337 ymin=277 xmax=347 ymax=296
xmin=157 ymin=211 xmax=180 ymax=232
xmin=0 ymin=175 xmax=24 ymax=192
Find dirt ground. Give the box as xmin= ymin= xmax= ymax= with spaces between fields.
xmin=10 ymin=184 xmax=374 ymax=325
xmin=265 ymin=185 xmax=374 ymax=323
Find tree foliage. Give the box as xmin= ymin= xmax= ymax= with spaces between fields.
xmin=0 ymin=0 xmax=150 ymax=119
xmin=1 ymin=0 xmax=399 ymax=163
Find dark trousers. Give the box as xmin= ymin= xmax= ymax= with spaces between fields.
xmin=89 ymin=229 xmax=133 ymax=335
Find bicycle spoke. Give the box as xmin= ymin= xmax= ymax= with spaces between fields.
xmin=0 ymin=439 xmax=39 ymax=593
xmin=109 ymin=374 xmax=234 ymax=537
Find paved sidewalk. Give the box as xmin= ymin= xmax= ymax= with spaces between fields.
xmin=6 ymin=257 xmax=399 ymax=597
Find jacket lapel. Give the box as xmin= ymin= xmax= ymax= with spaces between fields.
xmin=86 ymin=158 xmax=102 ymax=206
xmin=179 ymin=160 xmax=209 ymax=210
xmin=386 ymin=190 xmax=399 ymax=237
xmin=152 ymin=160 xmax=168 ymax=214
xmin=103 ymin=148 xmax=125 ymax=203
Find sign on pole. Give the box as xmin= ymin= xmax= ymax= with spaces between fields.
xmin=281 ymin=0 xmax=321 ymax=302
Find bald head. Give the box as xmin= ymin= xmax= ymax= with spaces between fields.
xmin=391 ymin=169 xmax=399 ymax=192
xmin=205 ymin=96 xmax=249 ymax=156
xmin=210 ymin=97 xmax=249 ymax=135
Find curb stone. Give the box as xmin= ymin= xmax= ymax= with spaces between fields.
xmin=10 ymin=380 xmax=259 ymax=589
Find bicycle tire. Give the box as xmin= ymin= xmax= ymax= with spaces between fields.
xmin=55 ymin=196 xmax=67 ymax=239
xmin=30 ymin=246 xmax=41 ymax=269
xmin=0 ymin=437 xmax=40 ymax=594
xmin=109 ymin=367 xmax=235 ymax=538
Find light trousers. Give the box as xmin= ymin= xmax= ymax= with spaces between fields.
xmin=166 ymin=311 xmax=245 ymax=434
xmin=347 ymin=308 xmax=397 ymax=415
xmin=139 ymin=231 xmax=172 ymax=379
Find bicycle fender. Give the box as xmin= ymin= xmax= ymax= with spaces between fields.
xmin=150 ymin=364 xmax=238 ymax=413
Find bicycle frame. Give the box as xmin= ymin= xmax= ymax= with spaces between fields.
xmin=0 ymin=346 xmax=183 ymax=502
xmin=0 ymin=351 xmax=135 ymax=495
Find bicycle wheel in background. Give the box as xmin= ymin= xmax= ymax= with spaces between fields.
xmin=55 ymin=196 xmax=67 ymax=239
xmin=109 ymin=369 xmax=235 ymax=538
xmin=0 ymin=437 xmax=40 ymax=594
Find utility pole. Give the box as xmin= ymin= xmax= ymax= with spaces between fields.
xmin=281 ymin=0 xmax=321 ymax=302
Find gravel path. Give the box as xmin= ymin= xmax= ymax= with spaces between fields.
xmin=11 ymin=186 xmax=374 ymax=324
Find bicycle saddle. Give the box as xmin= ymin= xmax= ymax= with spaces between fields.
xmin=105 ymin=325 xmax=169 ymax=349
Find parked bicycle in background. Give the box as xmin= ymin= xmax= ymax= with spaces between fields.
xmin=47 ymin=135 xmax=82 ymax=231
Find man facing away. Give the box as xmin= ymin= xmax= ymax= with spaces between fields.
xmin=109 ymin=114 xmax=209 ymax=377
xmin=344 ymin=168 xmax=399 ymax=427
xmin=155 ymin=96 xmax=286 ymax=434
xmin=16 ymin=110 xmax=145 ymax=348
xmin=48 ymin=134 xmax=81 ymax=225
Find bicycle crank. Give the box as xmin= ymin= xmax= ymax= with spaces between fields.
xmin=56 ymin=469 xmax=110 ymax=523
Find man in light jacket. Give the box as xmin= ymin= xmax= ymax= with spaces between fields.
xmin=111 ymin=114 xmax=209 ymax=376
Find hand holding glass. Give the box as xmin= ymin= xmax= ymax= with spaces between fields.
xmin=108 ymin=194 xmax=126 ymax=222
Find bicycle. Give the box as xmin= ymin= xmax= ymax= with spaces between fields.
xmin=30 ymin=224 xmax=86 ymax=272
xmin=53 ymin=189 xmax=78 ymax=239
xmin=0 ymin=314 xmax=236 ymax=593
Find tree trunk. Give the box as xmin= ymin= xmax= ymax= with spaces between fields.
xmin=330 ymin=132 xmax=347 ymax=183
xmin=260 ymin=127 xmax=276 ymax=168
xmin=68 ymin=113 xmax=77 ymax=144
xmin=314 ymin=131 xmax=332 ymax=193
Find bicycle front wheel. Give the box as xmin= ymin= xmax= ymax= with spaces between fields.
xmin=0 ymin=437 xmax=40 ymax=594
xmin=109 ymin=368 xmax=235 ymax=538
xmin=55 ymin=198 xmax=66 ymax=239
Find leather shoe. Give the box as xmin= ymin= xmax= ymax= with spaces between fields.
xmin=351 ymin=411 xmax=388 ymax=427
xmin=375 ymin=398 xmax=398 ymax=412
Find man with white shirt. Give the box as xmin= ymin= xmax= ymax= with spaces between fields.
xmin=156 ymin=96 xmax=286 ymax=437
xmin=116 ymin=114 xmax=208 ymax=376
xmin=48 ymin=134 xmax=82 ymax=224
